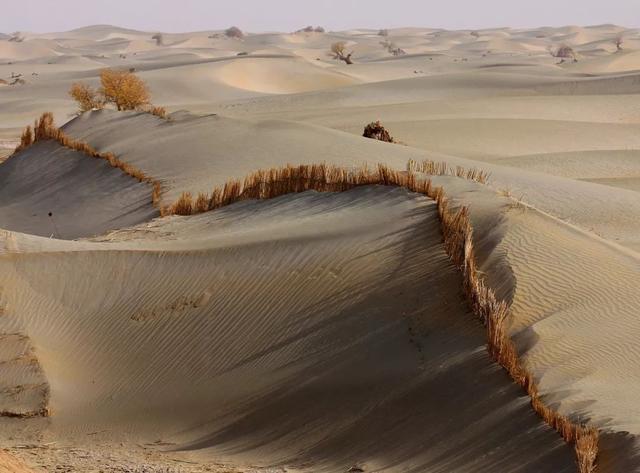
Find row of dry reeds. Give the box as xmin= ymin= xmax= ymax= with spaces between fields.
xmin=407 ymin=158 xmax=490 ymax=184
xmin=14 ymin=113 xmax=162 ymax=209
xmin=163 ymin=162 xmax=598 ymax=472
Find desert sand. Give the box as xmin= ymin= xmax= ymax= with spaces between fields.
xmin=0 ymin=23 xmax=639 ymax=472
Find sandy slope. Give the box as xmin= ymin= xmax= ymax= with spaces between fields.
xmin=0 ymin=140 xmax=156 ymax=238
xmin=0 ymin=188 xmax=574 ymax=472
xmin=1 ymin=22 xmax=640 ymax=472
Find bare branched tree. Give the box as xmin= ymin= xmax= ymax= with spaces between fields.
xmin=330 ymin=42 xmax=353 ymax=64
xmin=614 ymin=36 xmax=623 ymax=51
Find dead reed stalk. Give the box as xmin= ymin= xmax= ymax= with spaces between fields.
xmin=162 ymin=161 xmax=598 ymax=472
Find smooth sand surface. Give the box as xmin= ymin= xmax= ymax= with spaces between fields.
xmin=1 ymin=24 xmax=639 ymax=471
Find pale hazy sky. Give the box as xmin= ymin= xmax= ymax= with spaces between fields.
xmin=4 ymin=0 xmax=640 ymax=33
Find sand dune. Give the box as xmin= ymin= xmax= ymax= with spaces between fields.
xmin=0 ymin=187 xmax=575 ymax=472
xmin=1 ymin=22 xmax=639 ymax=472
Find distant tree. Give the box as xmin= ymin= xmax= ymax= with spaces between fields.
xmin=69 ymin=83 xmax=104 ymax=112
xmin=330 ymin=42 xmax=353 ymax=64
xmin=550 ymin=45 xmax=577 ymax=62
xmin=99 ymin=69 xmax=150 ymax=111
xmin=470 ymin=31 xmax=480 ymax=38
xmin=151 ymin=33 xmax=164 ymax=46
xmin=614 ymin=36 xmax=623 ymax=51
xmin=378 ymin=29 xmax=389 ymax=37
xmin=225 ymin=26 xmax=244 ymax=39
xmin=314 ymin=26 xmax=325 ymax=33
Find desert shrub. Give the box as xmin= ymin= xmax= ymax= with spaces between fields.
xmin=550 ymin=45 xmax=577 ymax=62
xmin=298 ymin=26 xmax=314 ymax=33
xmin=378 ymin=29 xmax=389 ymax=37
xmin=614 ymin=36 xmax=623 ymax=51
xmin=314 ymin=26 xmax=325 ymax=33
xmin=69 ymin=83 xmax=104 ymax=112
xmin=225 ymin=26 xmax=244 ymax=39
xmin=149 ymin=106 xmax=167 ymax=118
xmin=151 ymin=33 xmax=163 ymax=46
xmin=363 ymin=121 xmax=394 ymax=142
xmin=330 ymin=42 xmax=353 ymax=64
xmin=99 ymin=69 xmax=150 ymax=111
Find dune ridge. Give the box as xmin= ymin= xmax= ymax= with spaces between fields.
xmin=13 ymin=112 xmax=162 ymax=208
xmin=151 ymin=160 xmax=598 ymax=472
xmin=4 ymin=113 xmax=601 ymax=469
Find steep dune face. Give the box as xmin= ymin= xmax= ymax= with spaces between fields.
xmin=0 ymin=187 xmax=574 ymax=472
xmin=0 ymin=140 xmax=157 ymax=238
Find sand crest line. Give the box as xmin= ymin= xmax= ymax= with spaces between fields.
xmin=12 ymin=113 xmax=598 ymax=472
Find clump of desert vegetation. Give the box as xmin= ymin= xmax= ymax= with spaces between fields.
xmin=69 ymin=69 xmax=167 ymax=118
xmin=363 ymin=121 xmax=395 ymax=143
xmin=296 ymin=26 xmax=325 ymax=33
xmin=549 ymin=44 xmax=577 ymax=62
xmin=225 ymin=26 xmax=244 ymax=39
xmin=151 ymin=33 xmax=164 ymax=46
xmin=378 ymin=29 xmax=389 ymax=37
xmin=614 ymin=35 xmax=623 ymax=51
xmin=330 ymin=42 xmax=353 ymax=64
xmin=380 ymin=39 xmax=406 ymax=56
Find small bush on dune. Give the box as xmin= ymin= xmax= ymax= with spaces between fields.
xmin=69 ymin=83 xmax=104 ymax=112
xmin=99 ymin=69 xmax=150 ymax=111
xmin=69 ymin=69 xmax=167 ymax=118
xmin=363 ymin=121 xmax=394 ymax=142
xmin=148 ymin=106 xmax=167 ymax=118
xmin=378 ymin=29 xmax=389 ymax=37
xmin=314 ymin=26 xmax=325 ymax=33
xmin=225 ymin=26 xmax=244 ymax=39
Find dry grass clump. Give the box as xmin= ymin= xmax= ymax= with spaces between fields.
xmin=15 ymin=125 xmax=33 ymax=152
xmin=407 ymin=159 xmax=490 ymax=184
xmin=363 ymin=121 xmax=394 ymax=143
xmin=148 ymin=106 xmax=167 ymax=119
xmin=160 ymin=161 xmax=598 ymax=472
